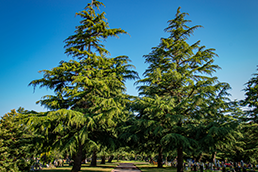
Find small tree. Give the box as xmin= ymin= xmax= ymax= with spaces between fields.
xmin=240 ymin=122 xmax=258 ymax=163
xmin=240 ymin=66 xmax=258 ymax=162
xmin=0 ymin=108 xmax=38 ymax=172
xmin=242 ymin=66 xmax=258 ymax=123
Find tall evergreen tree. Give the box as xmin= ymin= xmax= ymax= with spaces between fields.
xmin=135 ymin=7 xmax=238 ymax=171
xmin=29 ymin=1 xmax=138 ymax=171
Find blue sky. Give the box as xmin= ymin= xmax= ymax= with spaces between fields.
xmin=0 ymin=0 xmax=258 ymax=116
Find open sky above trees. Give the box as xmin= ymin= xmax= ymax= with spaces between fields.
xmin=0 ymin=0 xmax=258 ymax=117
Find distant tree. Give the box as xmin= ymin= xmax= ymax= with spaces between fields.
xmin=121 ymin=109 xmax=166 ymax=167
xmin=242 ymin=66 xmax=258 ymax=123
xmin=240 ymin=122 xmax=258 ymax=163
xmin=240 ymin=67 xmax=258 ymax=162
xmin=0 ymin=108 xmax=39 ymax=172
xmin=196 ymin=117 xmax=242 ymax=163
xmin=28 ymin=1 xmax=138 ymax=172
xmin=134 ymin=7 xmax=239 ymax=171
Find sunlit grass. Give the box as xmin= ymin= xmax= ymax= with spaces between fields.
xmin=40 ymin=161 xmax=179 ymax=172
xmin=136 ymin=164 xmax=177 ymax=172
xmin=41 ymin=162 xmax=117 ymax=172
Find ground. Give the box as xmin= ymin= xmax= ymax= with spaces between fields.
xmin=40 ymin=160 xmax=177 ymax=172
xmin=40 ymin=160 xmax=255 ymax=172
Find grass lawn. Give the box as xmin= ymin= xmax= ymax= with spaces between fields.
xmin=40 ymin=161 xmax=178 ymax=172
xmin=136 ymin=164 xmax=177 ymax=172
xmin=41 ymin=161 xmax=250 ymax=172
xmin=41 ymin=162 xmax=251 ymax=172
xmin=41 ymin=162 xmax=117 ymax=172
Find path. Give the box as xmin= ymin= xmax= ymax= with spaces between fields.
xmin=111 ymin=163 xmax=141 ymax=172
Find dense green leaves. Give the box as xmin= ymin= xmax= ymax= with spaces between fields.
xmin=0 ymin=108 xmax=39 ymax=172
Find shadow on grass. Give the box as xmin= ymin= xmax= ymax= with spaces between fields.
xmin=137 ymin=166 xmax=177 ymax=172
xmin=42 ymin=170 xmax=113 ymax=172
xmin=81 ymin=163 xmax=116 ymax=168
xmin=41 ymin=170 xmax=70 ymax=172
xmin=41 ymin=164 xmax=116 ymax=172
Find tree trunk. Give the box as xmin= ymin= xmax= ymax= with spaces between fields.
xmin=149 ymin=156 xmax=154 ymax=164
xmin=177 ymin=147 xmax=183 ymax=172
xmin=165 ymin=156 xmax=168 ymax=166
xmin=100 ymin=155 xmax=105 ymax=164
xmin=108 ymin=155 xmax=114 ymax=163
xmin=198 ymin=152 xmax=203 ymax=162
xmin=200 ymin=164 xmax=204 ymax=172
xmin=211 ymin=152 xmax=216 ymax=164
xmin=236 ymin=150 xmax=241 ymax=162
xmin=72 ymin=146 xmax=83 ymax=172
xmin=85 ymin=154 xmax=88 ymax=163
xmin=117 ymin=154 xmax=120 ymax=162
xmin=90 ymin=149 xmax=97 ymax=167
xmin=157 ymin=149 xmax=163 ymax=168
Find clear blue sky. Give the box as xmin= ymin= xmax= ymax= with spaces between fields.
xmin=1 ymin=0 xmax=257 ymax=116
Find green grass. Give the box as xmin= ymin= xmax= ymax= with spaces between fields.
xmin=40 ymin=160 xmax=157 ymax=172
xmin=42 ymin=161 xmax=239 ymax=172
xmin=40 ymin=161 xmax=181 ymax=172
xmin=136 ymin=164 xmax=177 ymax=172
xmin=41 ymin=162 xmax=117 ymax=172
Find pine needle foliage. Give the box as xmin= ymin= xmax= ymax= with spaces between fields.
xmin=64 ymin=0 xmax=127 ymax=59
xmin=134 ymin=7 xmax=239 ymax=171
xmin=28 ymin=1 xmax=138 ymax=172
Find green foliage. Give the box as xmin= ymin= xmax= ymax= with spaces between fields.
xmin=241 ymin=122 xmax=258 ymax=163
xmin=0 ymin=108 xmax=38 ymax=172
xmin=5 ymin=2 xmax=252 ymax=171
xmin=242 ymin=66 xmax=258 ymax=122
xmin=28 ymin=1 xmax=138 ymax=171
xmin=129 ymin=7 xmax=240 ymax=170
xmin=64 ymin=0 xmax=127 ymax=59
xmin=235 ymin=66 xmax=258 ymax=162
